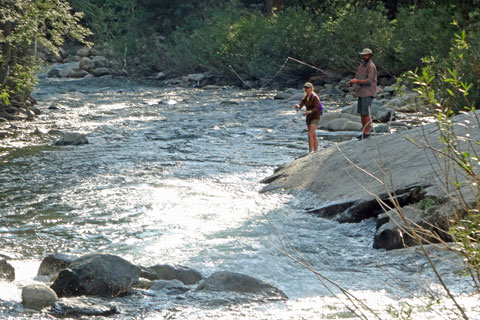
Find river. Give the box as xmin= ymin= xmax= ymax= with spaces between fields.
xmin=0 ymin=73 xmax=478 ymax=319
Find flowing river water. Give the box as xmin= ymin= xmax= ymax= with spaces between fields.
xmin=0 ymin=73 xmax=478 ymax=319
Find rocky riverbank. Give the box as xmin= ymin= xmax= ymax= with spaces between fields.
xmin=1 ymin=252 xmax=287 ymax=317
xmin=262 ymin=110 xmax=480 ymax=250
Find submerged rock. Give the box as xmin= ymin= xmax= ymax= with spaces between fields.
xmin=0 ymin=259 xmax=15 ymax=282
xmin=196 ymin=271 xmax=287 ymax=300
xmin=50 ymin=253 xmax=140 ymax=297
xmin=38 ymin=253 xmax=77 ymax=278
xmin=144 ymin=264 xmax=204 ymax=285
xmin=150 ymin=279 xmax=189 ymax=294
xmin=22 ymin=284 xmax=58 ymax=310
xmin=374 ymin=202 xmax=458 ymax=250
xmin=50 ymin=296 xmax=117 ymax=317
xmin=54 ymin=132 xmax=89 ymax=146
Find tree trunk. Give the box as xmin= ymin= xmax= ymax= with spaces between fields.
xmin=265 ymin=0 xmax=273 ymax=15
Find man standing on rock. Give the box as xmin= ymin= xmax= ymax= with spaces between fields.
xmin=347 ymin=48 xmax=377 ymax=140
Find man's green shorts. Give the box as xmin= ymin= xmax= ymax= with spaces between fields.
xmin=357 ymin=96 xmax=374 ymax=115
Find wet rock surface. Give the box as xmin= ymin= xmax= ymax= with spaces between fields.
xmin=144 ymin=264 xmax=204 ymax=285
xmin=22 ymin=284 xmax=58 ymax=310
xmin=54 ymin=132 xmax=89 ymax=146
xmin=50 ymin=253 xmax=141 ymax=297
xmin=0 ymin=259 xmax=15 ymax=282
xmin=196 ymin=271 xmax=288 ymax=300
xmin=50 ymin=296 xmax=118 ymax=317
xmin=262 ymin=111 xmax=480 ymax=248
xmin=37 ymin=253 xmax=78 ymax=279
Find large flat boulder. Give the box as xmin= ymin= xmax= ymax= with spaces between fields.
xmin=262 ymin=111 xmax=480 ymax=225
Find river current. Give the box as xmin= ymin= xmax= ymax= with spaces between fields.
xmin=0 ymin=73 xmax=478 ymax=319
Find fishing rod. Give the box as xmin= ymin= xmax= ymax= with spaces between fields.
xmin=286 ymin=57 xmax=350 ymax=81
xmin=229 ymin=56 xmax=352 ymax=90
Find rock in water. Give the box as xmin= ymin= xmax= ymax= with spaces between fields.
xmin=38 ymin=253 xmax=78 ymax=278
xmin=145 ymin=264 xmax=204 ymax=285
xmin=0 ymin=259 xmax=15 ymax=282
xmin=50 ymin=253 xmax=140 ymax=297
xmin=196 ymin=271 xmax=288 ymax=300
xmin=22 ymin=284 xmax=58 ymax=310
xmin=50 ymin=297 xmax=117 ymax=317
xmin=54 ymin=132 xmax=89 ymax=146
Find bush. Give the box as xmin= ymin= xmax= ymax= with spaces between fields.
xmin=386 ymin=6 xmax=459 ymax=75
xmin=168 ymin=4 xmax=393 ymax=83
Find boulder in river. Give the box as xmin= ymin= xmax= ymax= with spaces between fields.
xmin=91 ymin=56 xmax=109 ymax=68
xmin=374 ymin=202 xmax=458 ymax=250
xmin=196 ymin=271 xmax=288 ymax=300
xmin=38 ymin=253 xmax=78 ymax=279
xmin=50 ymin=296 xmax=117 ymax=317
xmin=143 ymin=264 xmax=204 ymax=285
xmin=50 ymin=253 xmax=141 ymax=297
xmin=91 ymin=67 xmax=111 ymax=77
xmin=76 ymin=46 xmax=91 ymax=58
xmin=54 ymin=132 xmax=89 ymax=146
xmin=0 ymin=259 xmax=15 ymax=282
xmin=22 ymin=284 xmax=58 ymax=310
xmin=79 ymin=57 xmax=95 ymax=71
xmin=318 ymin=113 xmax=362 ymax=132
xmin=150 ymin=279 xmax=189 ymax=293
xmin=341 ymin=102 xmax=394 ymax=122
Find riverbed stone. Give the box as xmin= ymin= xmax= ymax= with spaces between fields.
xmin=54 ymin=132 xmax=89 ymax=146
xmin=274 ymin=91 xmax=292 ymax=100
xmin=0 ymin=259 xmax=15 ymax=282
xmin=27 ymin=106 xmax=42 ymax=115
xmin=50 ymin=297 xmax=117 ymax=317
xmin=38 ymin=253 xmax=77 ymax=278
xmin=145 ymin=264 xmax=204 ymax=285
xmin=76 ymin=46 xmax=91 ymax=57
xmin=58 ymin=67 xmax=74 ymax=78
xmin=262 ymin=111 xmax=480 ymax=231
xmin=91 ymin=56 xmax=108 ymax=68
xmin=22 ymin=284 xmax=58 ymax=310
xmin=150 ymin=279 xmax=189 ymax=293
xmin=91 ymin=67 xmax=111 ymax=77
xmin=318 ymin=113 xmax=362 ymax=131
xmin=341 ymin=102 xmax=394 ymax=122
xmin=50 ymin=253 xmax=140 ymax=297
xmin=79 ymin=57 xmax=95 ymax=71
xmin=69 ymin=69 xmax=89 ymax=78
xmin=374 ymin=202 xmax=458 ymax=250
xmin=155 ymin=72 xmax=166 ymax=80
xmin=196 ymin=271 xmax=287 ymax=300
xmin=47 ymin=68 xmax=60 ymax=78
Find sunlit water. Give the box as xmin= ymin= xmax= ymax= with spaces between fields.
xmin=0 ymin=72 xmax=478 ymax=319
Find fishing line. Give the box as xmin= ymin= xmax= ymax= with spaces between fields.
xmin=229 ymin=56 xmax=350 ymax=89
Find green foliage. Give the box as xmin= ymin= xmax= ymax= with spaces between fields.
xmin=418 ymin=198 xmax=436 ymax=210
xmin=64 ymin=0 xmax=480 ymax=83
xmin=408 ymin=28 xmax=480 ymax=284
xmin=318 ymin=6 xmax=392 ymax=72
xmin=451 ymin=209 xmax=480 ymax=281
xmin=386 ymin=6 xmax=459 ymax=75
xmin=0 ymin=0 xmax=91 ymax=105
xmin=168 ymin=4 xmax=324 ymax=80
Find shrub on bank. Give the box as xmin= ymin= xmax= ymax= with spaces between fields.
xmin=167 ymin=3 xmax=461 ymax=83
